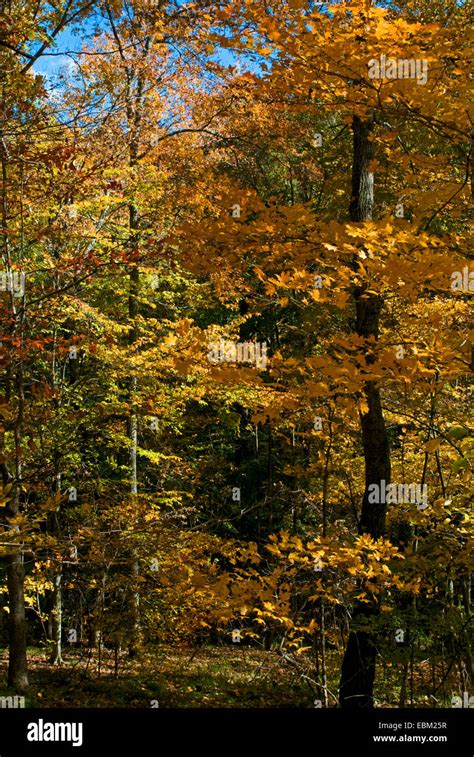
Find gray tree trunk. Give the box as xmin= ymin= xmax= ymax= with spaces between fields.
xmin=49 ymin=571 xmax=63 ymax=665
xmin=7 ymin=551 xmax=28 ymax=691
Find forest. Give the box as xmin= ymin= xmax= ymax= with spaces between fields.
xmin=0 ymin=0 xmax=472 ymax=714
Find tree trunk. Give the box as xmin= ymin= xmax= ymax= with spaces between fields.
xmin=48 ymin=439 xmax=63 ymax=665
xmin=339 ymin=113 xmax=391 ymax=709
xmin=127 ymin=143 xmax=141 ymax=658
xmin=4 ymin=364 xmax=28 ymax=692
xmin=48 ymin=571 xmax=63 ymax=665
xmin=7 ymin=552 xmax=28 ymax=691
xmin=1 ymin=130 xmax=28 ymax=692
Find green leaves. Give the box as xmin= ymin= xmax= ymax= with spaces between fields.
xmin=446 ymin=426 xmax=470 ymax=441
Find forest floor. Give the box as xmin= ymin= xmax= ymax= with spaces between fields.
xmin=0 ymin=646 xmax=458 ymax=708
xmin=0 ymin=646 xmax=314 ymax=708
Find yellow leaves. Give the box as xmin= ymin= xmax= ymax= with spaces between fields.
xmin=264 ymin=280 xmax=277 ymax=296
xmin=305 ymin=381 xmax=329 ymax=398
xmin=402 ymin=580 xmax=421 ymax=595
xmin=347 ymin=565 xmax=359 ymax=577
xmin=266 ymin=543 xmax=281 ymax=557
xmin=0 ymin=484 xmax=13 ymax=508
xmin=357 ymin=397 xmax=369 ymax=415
xmin=38 ymin=496 xmax=61 ymax=513
xmin=424 ymin=437 xmax=442 ymax=453
xmin=0 ymin=405 xmax=12 ymax=420
xmin=307 ymin=619 xmax=319 ymax=634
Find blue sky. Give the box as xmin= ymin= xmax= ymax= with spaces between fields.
xmin=33 ymin=13 xmax=244 ymax=87
xmin=33 ymin=26 xmax=88 ymax=87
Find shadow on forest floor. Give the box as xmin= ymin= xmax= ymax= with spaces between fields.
xmin=0 ymin=646 xmax=316 ymax=708
xmin=0 ymin=646 xmax=456 ymax=708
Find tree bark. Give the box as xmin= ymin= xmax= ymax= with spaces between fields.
xmin=125 ymin=64 xmax=144 ymax=657
xmin=6 ymin=551 xmax=28 ymax=692
xmin=48 ymin=419 xmax=63 ymax=665
xmin=1 ymin=134 xmax=29 ymax=690
xmin=48 ymin=571 xmax=63 ymax=665
xmin=339 ymin=113 xmax=391 ymax=709
xmin=6 ymin=367 xmax=29 ymax=691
